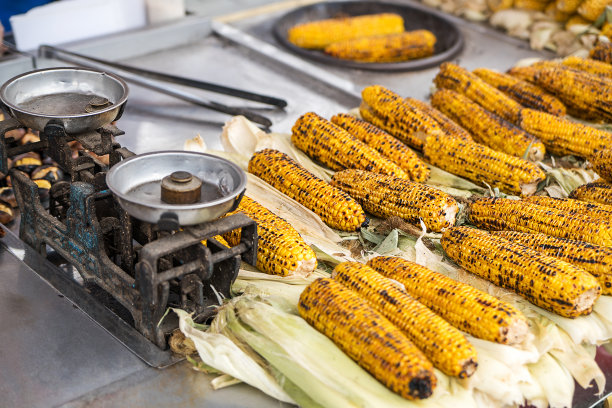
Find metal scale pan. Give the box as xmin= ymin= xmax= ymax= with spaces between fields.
xmin=273 ymin=1 xmax=464 ymax=72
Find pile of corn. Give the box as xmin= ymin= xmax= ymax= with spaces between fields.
xmin=417 ymin=0 xmax=611 ymax=56
xmin=287 ymin=13 xmax=437 ymax=63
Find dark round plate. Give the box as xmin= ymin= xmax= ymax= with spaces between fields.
xmin=273 ymin=1 xmax=464 ymax=72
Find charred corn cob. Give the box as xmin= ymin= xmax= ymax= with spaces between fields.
xmin=201 ymin=235 xmax=230 ymax=248
xmin=287 ymin=13 xmax=405 ymax=49
xmin=491 ymin=231 xmax=612 ymax=294
xmin=430 ymin=89 xmax=546 ymax=161
xmin=517 ymin=108 xmax=612 ymax=157
xmin=367 ymin=256 xmax=529 ymax=345
xmin=360 ymin=85 xmax=443 ymax=151
xmin=487 ymin=0 xmax=514 ymax=12
xmin=291 ymin=112 xmax=408 ymax=179
xmin=469 ymin=197 xmax=612 ymax=246
xmin=590 ymin=42 xmax=612 ymax=64
xmin=554 ymin=0 xmax=584 ymax=13
xmin=403 ymin=98 xmax=474 ymax=142
xmin=473 ymin=67 xmax=567 ymax=116
xmin=330 ymin=169 xmax=458 ymax=232
xmin=533 ymin=66 xmax=612 ymax=121
xmin=514 ymin=0 xmax=548 ymax=11
xmin=434 ymin=63 xmax=524 ymax=124
xmin=298 ymin=278 xmax=436 ymax=399
xmin=324 ymin=30 xmax=436 ymax=63
xmin=591 ymin=147 xmax=612 ymax=182
xmin=442 ymin=226 xmax=601 ymax=318
xmin=545 ymin=2 xmax=573 ymax=22
xmin=507 ymin=65 xmax=541 ymax=83
xmin=570 ymin=180 xmax=612 ymax=205
xmin=562 ymin=56 xmax=612 ymax=78
xmin=333 ymin=262 xmax=477 ymax=378
xmin=524 ymin=195 xmax=612 ymax=220
xmin=224 ymin=196 xmax=317 ymax=276
xmin=578 ymin=0 xmax=610 ymax=20
xmin=248 ymin=149 xmax=366 ymax=231
xmin=565 ymin=13 xmax=592 ymax=27
xmin=422 ymin=134 xmax=546 ymax=196
xmin=331 ymin=113 xmax=430 ymax=182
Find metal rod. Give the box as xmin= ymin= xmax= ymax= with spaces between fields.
xmin=38 ymin=45 xmax=273 ymax=127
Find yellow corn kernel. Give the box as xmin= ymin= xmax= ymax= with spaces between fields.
xmin=492 ymin=230 xmax=612 ymax=294
xmin=298 ymin=278 xmax=436 ymax=400
xmin=404 ymin=98 xmax=474 ymax=142
xmin=469 ymin=197 xmax=612 ymax=246
xmin=431 ymin=88 xmax=546 ymax=161
xmin=578 ymin=0 xmax=610 ymax=20
xmin=330 ymin=169 xmax=458 ymax=232
xmin=423 ymin=134 xmax=546 ymax=196
xmin=570 ymin=180 xmax=612 ymax=205
xmin=590 ymin=42 xmax=612 ymax=64
xmin=514 ymin=0 xmax=549 ymax=11
xmin=442 ymin=226 xmax=601 ymax=318
xmin=555 ymin=0 xmax=584 ymax=13
xmin=546 ymin=2 xmax=573 ymax=21
xmin=248 ymin=148 xmax=366 ymax=231
xmin=524 ymin=195 xmax=612 ymax=220
xmin=591 ymin=147 xmax=612 ymax=182
xmin=287 ymin=13 xmax=405 ymax=49
xmin=331 ymin=113 xmax=430 ymax=182
xmin=562 ymin=56 xmax=612 ymax=78
xmin=333 ymin=262 xmax=477 ymax=378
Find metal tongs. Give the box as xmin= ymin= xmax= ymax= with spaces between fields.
xmin=38 ymin=44 xmax=287 ymax=127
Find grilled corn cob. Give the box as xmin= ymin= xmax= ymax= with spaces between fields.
xmin=224 ymin=196 xmax=317 ymax=276
xmin=577 ymin=0 xmax=610 ymax=20
xmin=403 ymin=98 xmax=474 ymax=142
xmin=565 ymin=13 xmax=592 ymax=27
xmin=591 ymin=147 xmax=612 ymax=182
xmin=473 ymin=67 xmax=567 ymax=116
xmin=434 ymin=63 xmax=524 ymax=124
xmin=524 ymin=195 xmax=612 ymax=220
xmin=514 ymin=0 xmax=549 ymax=11
xmin=507 ymin=65 xmax=541 ymax=83
xmin=590 ymin=42 xmax=612 ymax=63
xmin=324 ymin=30 xmax=436 ymax=63
xmin=517 ymin=108 xmax=612 ymax=157
xmin=298 ymin=278 xmax=436 ymax=400
xmin=333 ymin=262 xmax=477 ymax=378
xmin=491 ymin=231 xmax=612 ymax=294
xmin=570 ymin=180 xmax=612 ymax=205
xmin=469 ymin=197 xmax=612 ymax=246
xmin=554 ymin=0 xmax=584 ymax=13
xmin=422 ymin=134 xmax=546 ymax=196
xmin=360 ymin=85 xmax=443 ymax=150
xmin=330 ymin=169 xmax=458 ymax=232
xmin=545 ymin=2 xmax=573 ymax=22
xmin=291 ymin=112 xmax=408 ymax=178
xmin=367 ymin=256 xmax=529 ymax=344
xmin=248 ymin=148 xmax=366 ymax=231
xmin=533 ymin=65 xmax=612 ymax=121
xmin=430 ymin=89 xmax=546 ymax=161
xmin=331 ymin=113 xmax=430 ymax=182
xmin=287 ymin=13 xmax=405 ymax=49
xmin=562 ymin=56 xmax=612 ymax=78
xmin=442 ymin=226 xmax=601 ymax=318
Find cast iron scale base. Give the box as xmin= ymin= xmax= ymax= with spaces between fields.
xmin=0 ymin=118 xmax=257 ymax=365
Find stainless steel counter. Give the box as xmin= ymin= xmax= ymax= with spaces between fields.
xmin=0 ymin=1 xmax=606 ymax=407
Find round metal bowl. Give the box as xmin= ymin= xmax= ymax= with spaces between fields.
xmin=106 ymin=151 xmax=247 ymax=226
xmin=0 ymin=67 xmax=128 ymax=134
xmin=273 ymin=1 xmax=463 ymax=72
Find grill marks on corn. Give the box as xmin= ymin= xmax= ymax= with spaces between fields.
xmin=324 ymin=30 xmax=436 ymax=63
xmin=469 ymin=197 xmax=612 ymax=247
xmin=524 ymin=195 xmax=612 ymax=220
xmin=332 ymin=262 xmax=477 ymax=378
xmin=562 ymin=56 xmax=612 ymax=78
xmin=430 ymin=89 xmax=545 ymax=161
xmin=473 ymin=67 xmax=566 ymax=116
xmin=433 ymin=62 xmax=524 ymax=123
xmin=441 ymin=227 xmax=601 ymax=318
xmin=248 ymin=149 xmax=366 ymax=231
xmin=224 ymin=196 xmax=316 ymax=276
xmin=590 ymin=147 xmax=612 ymax=182
xmin=291 ymin=112 xmax=407 ymax=178
xmin=422 ymin=134 xmax=545 ymax=196
xmin=367 ymin=256 xmax=528 ymax=344
xmin=331 ymin=113 xmax=429 ymax=182
xmin=590 ymin=42 xmax=612 ymax=64
xmin=570 ymin=180 xmax=612 ymax=206
xmin=298 ymin=278 xmax=436 ymax=400
xmin=492 ymin=231 xmax=612 ymax=294
xmin=360 ymin=85 xmax=443 ymax=150
xmin=404 ymin=97 xmax=474 ymax=142
xmin=287 ymin=13 xmax=405 ymax=49
xmin=330 ymin=169 xmax=458 ymax=232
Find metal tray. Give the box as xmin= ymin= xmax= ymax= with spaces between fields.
xmin=272 ymin=1 xmax=463 ymax=72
